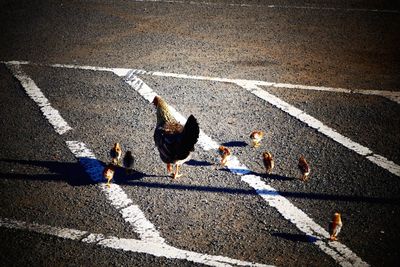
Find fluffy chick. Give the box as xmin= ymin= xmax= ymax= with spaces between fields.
xmin=250 ymin=131 xmax=264 ymax=148
xmin=123 ymin=150 xmax=135 ymax=175
xmin=110 ymin=143 xmax=122 ymax=166
xmin=218 ymin=146 xmax=231 ymax=166
xmin=329 ymin=213 xmax=343 ymax=241
xmin=298 ymin=156 xmax=310 ymax=181
xmin=262 ymin=151 xmax=274 ymax=174
xmin=103 ymin=163 xmax=115 ymax=188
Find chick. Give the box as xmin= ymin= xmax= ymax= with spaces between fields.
xmin=103 ymin=163 xmax=115 ymax=188
xmin=298 ymin=156 xmax=310 ymax=181
xmin=250 ymin=131 xmax=264 ymax=148
xmin=329 ymin=213 xmax=343 ymax=241
xmin=262 ymin=151 xmax=274 ymax=174
xmin=123 ymin=150 xmax=135 ymax=175
xmin=110 ymin=143 xmax=122 ymax=166
xmin=218 ymin=146 xmax=231 ymax=166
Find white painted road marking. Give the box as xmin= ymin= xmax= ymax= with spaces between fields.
xmin=129 ymin=0 xmax=400 ymax=14
xmin=65 ymin=141 xmax=165 ymax=244
xmin=0 ymin=218 xmax=272 ymax=267
xmin=5 ymin=63 xmax=72 ymax=135
xmin=3 ymin=61 xmax=400 ymax=104
xmin=123 ymin=75 xmax=369 ymax=267
xmin=236 ymin=81 xmax=400 ymax=178
xmin=6 ymin=62 xmax=272 ymax=265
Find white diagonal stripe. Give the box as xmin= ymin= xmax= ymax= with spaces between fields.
xmin=123 ymin=75 xmax=369 ymax=267
xmin=0 ymin=217 xmax=272 ymax=267
xmin=65 ymin=141 xmax=165 ymax=244
xmin=3 ymin=61 xmax=399 ymax=104
xmin=5 ymin=63 xmax=72 ymax=135
xmin=237 ymin=81 xmax=400 ymax=177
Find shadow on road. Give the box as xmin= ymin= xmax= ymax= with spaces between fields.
xmin=272 ymin=232 xmax=318 ymax=243
xmin=221 ymin=141 xmax=248 ymax=147
xmin=0 ymin=158 xmax=95 ymax=186
xmin=1 ymin=158 xmax=399 ymax=205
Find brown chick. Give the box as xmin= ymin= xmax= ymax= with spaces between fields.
xmin=110 ymin=143 xmax=122 ymax=166
xmin=329 ymin=213 xmax=343 ymax=241
xmin=103 ymin=163 xmax=115 ymax=188
xmin=298 ymin=156 xmax=310 ymax=181
xmin=218 ymin=146 xmax=231 ymax=166
xmin=153 ymin=96 xmax=200 ymax=179
xmin=262 ymin=151 xmax=274 ymax=174
xmin=250 ymin=131 xmax=264 ymax=148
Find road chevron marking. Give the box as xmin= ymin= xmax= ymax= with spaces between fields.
xmin=0 ymin=218 xmax=272 ymax=267
xmin=236 ymin=81 xmax=400 ymax=178
xmin=3 ymin=61 xmax=400 ymax=104
xmin=5 ymin=61 xmax=271 ymax=266
xmin=122 ymin=74 xmax=369 ymax=267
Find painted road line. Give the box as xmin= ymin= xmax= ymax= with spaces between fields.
xmin=4 ymin=62 xmax=272 ymax=266
xmin=128 ymin=0 xmax=400 ymax=14
xmin=0 ymin=218 xmax=272 ymax=267
xmin=5 ymin=63 xmax=72 ymax=135
xmin=6 ymin=63 xmax=165 ymax=244
xmin=5 ymin=60 xmax=399 ymax=175
xmin=3 ymin=61 xmax=400 ymax=104
xmin=237 ymin=81 xmax=400 ymax=178
xmin=122 ymin=74 xmax=369 ymax=267
xmin=66 ymin=141 xmax=165 ymax=244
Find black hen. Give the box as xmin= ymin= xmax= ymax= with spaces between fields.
xmin=153 ymin=96 xmax=200 ymax=179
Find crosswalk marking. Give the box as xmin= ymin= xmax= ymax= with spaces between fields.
xmin=0 ymin=217 xmax=272 ymax=267
xmin=237 ymin=81 xmax=400 ymax=178
xmin=3 ymin=61 xmax=400 ymax=104
xmin=124 ymin=74 xmax=369 ymax=267
xmin=6 ymin=61 xmax=271 ymax=266
xmin=5 ymin=63 xmax=72 ymax=135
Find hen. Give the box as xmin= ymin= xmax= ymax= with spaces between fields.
xmin=153 ymin=96 xmax=200 ymax=179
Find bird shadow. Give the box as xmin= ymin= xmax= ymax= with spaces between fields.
xmin=0 ymin=158 xmax=157 ymax=186
xmin=0 ymin=158 xmax=95 ymax=186
xmin=221 ymin=141 xmax=248 ymax=147
xmin=186 ymin=159 xmax=214 ymax=167
xmin=113 ymin=168 xmax=159 ymax=182
xmin=272 ymin=232 xmax=318 ymax=243
xmin=2 ymin=159 xmax=398 ymax=205
xmin=253 ymin=171 xmax=296 ymax=181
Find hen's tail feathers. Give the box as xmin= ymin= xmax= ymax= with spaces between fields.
xmin=182 ymin=115 xmax=200 ymax=152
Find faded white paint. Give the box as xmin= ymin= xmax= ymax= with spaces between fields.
xmin=5 ymin=63 xmax=72 ymax=135
xmin=5 ymin=61 xmax=273 ymax=265
xmin=65 ymin=141 xmax=165 ymax=244
xmin=237 ymin=82 xmax=400 ymax=178
xmin=124 ymin=76 xmax=369 ymax=267
xmin=0 ymin=217 xmax=272 ymax=267
xmin=4 ymin=61 xmax=399 ymax=104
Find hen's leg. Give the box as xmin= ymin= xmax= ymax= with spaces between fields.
xmin=172 ymin=164 xmax=182 ymax=179
xmin=221 ymin=156 xmax=227 ymax=166
xmin=167 ymin=163 xmax=172 ymax=174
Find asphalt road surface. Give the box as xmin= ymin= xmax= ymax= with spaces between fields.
xmin=1 ymin=0 xmax=400 ymax=266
